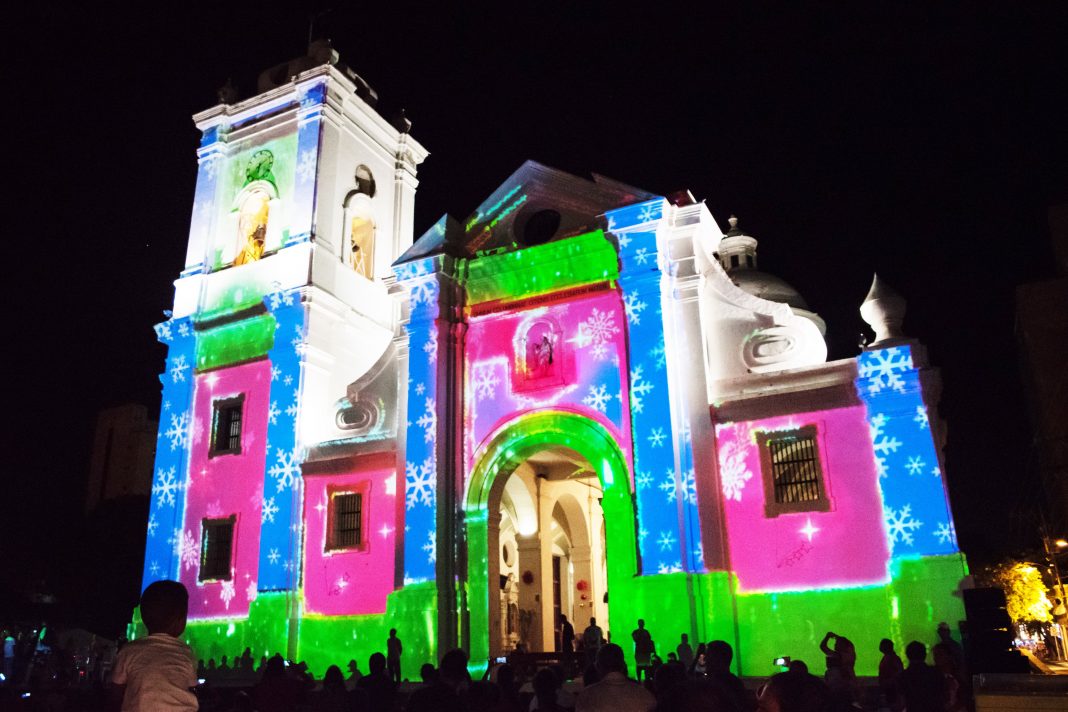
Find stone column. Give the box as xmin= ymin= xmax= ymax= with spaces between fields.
xmin=516 ymin=536 xmax=543 ymax=651
xmin=570 ymin=544 xmax=594 ymax=626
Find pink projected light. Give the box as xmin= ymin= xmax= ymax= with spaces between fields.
xmin=303 ymin=459 xmax=398 ymax=616
xmin=463 ymin=291 xmax=633 ymax=479
xmin=716 ymin=406 xmax=890 ymax=592
xmin=180 ymin=360 xmax=272 ymax=619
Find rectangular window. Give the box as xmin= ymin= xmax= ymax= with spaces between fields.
xmin=757 ymin=426 xmax=831 ymax=517
xmin=211 ymin=395 xmax=244 ymax=456
xmin=332 ymin=493 xmax=362 ymax=549
xmin=200 ymin=516 xmax=235 ymax=581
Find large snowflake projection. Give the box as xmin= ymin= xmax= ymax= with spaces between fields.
xmin=406 ymin=457 xmax=435 ymax=510
xmin=156 ymin=322 xmax=172 ymax=341
xmin=858 ymin=347 xmax=912 ymax=395
xmin=175 ymin=529 xmax=199 ymax=571
xmin=268 ymin=448 xmax=301 ymax=492
xmin=423 ymin=530 xmax=437 ymax=563
xmin=934 ymin=521 xmax=957 ymax=546
xmin=220 ymin=578 xmax=236 ymax=609
xmin=296 ymin=149 xmax=317 ymax=183
xmin=267 ymin=401 xmax=281 ymax=425
xmin=246 ymin=579 xmax=258 ymax=602
xmin=868 ymin=413 xmax=902 ymax=478
xmin=634 ymin=247 xmax=651 ymax=265
xmin=472 ymin=363 xmax=501 ymax=401
xmin=147 ymin=514 xmax=159 ymax=537
xmin=658 ymin=561 xmax=683 ymax=574
xmin=152 ymin=467 xmax=182 ymax=507
xmin=623 ymin=292 xmax=648 ymax=326
xmin=718 ymin=429 xmax=754 ymax=502
xmin=164 ymin=412 xmax=191 ymax=451
xmin=423 ymin=330 xmax=438 ymax=362
xmin=575 ymin=308 xmax=620 ymax=361
xmin=659 ymin=470 xmax=678 ymax=502
xmin=261 ymin=496 xmax=279 ymax=524
xmin=905 ymin=455 xmax=926 ymax=476
xmin=657 ymin=531 xmax=677 ymax=552
xmin=582 ymin=384 xmax=613 ymax=413
xmin=884 ymin=505 xmax=923 ymax=549
xmin=169 ymin=354 xmax=189 ymax=383
xmin=628 ymin=366 xmax=655 ymax=414
xmin=408 ymin=280 xmax=436 ymax=308
xmin=636 ymin=471 xmax=653 ymax=490
xmin=416 ymin=398 xmax=437 ymax=442
xmin=268 ymin=548 xmax=281 ymax=565
xmin=648 ymin=427 xmax=667 ymax=448
xmin=177 ymin=322 xmax=190 ymax=338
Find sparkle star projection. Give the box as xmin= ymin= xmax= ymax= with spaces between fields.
xmin=136 ymin=44 xmax=966 ymax=676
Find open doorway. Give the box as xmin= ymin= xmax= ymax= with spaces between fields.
xmin=490 ymin=446 xmax=607 ymax=656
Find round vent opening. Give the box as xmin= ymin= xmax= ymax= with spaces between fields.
xmin=520 ymin=209 xmax=561 ymax=246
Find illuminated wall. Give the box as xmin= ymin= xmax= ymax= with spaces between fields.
xmin=715 ymin=407 xmax=891 ymax=592
xmin=303 ymin=452 xmax=399 ymax=615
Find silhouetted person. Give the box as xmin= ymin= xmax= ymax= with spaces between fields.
xmin=898 ymin=641 xmax=943 ymax=712
xmin=632 ymin=619 xmax=655 ymax=682
xmin=407 ymin=651 xmax=466 ymax=712
xmin=932 ymin=642 xmax=969 ymax=712
xmin=356 ymin=652 xmax=395 ymax=710
xmin=531 ymin=664 xmax=573 ymax=710
xmin=691 ymin=643 xmax=707 ymax=677
xmin=877 ymin=638 xmax=904 ymax=710
xmin=253 ymin=655 xmax=303 ymax=712
xmin=676 ymin=634 xmax=694 ymax=669
xmin=311 ymin=665 xmax=352 ymax=712
xmin=495 ymin=663 xmax=521 ymax=711
xmin=386 ymin=629 xmax=403 ymax=684
xmin=582 ymin=618 xmax=604 ymax=669
xmin=419 ymin=662 xmax=437 ymax=684
xmin=576 ymin=643 xmax=655 ymax=712
xmin=706 ymin=640 xmax=748 ymax=711
xmin=346 ymin=659 xmax=363 ymax=684
xmin=757 ymin=667 xmax=832 ymax=712
xmin=935 ymin=623 xmax=965 ymax=676
xmin=818 ymin=631 xmax=856 ymax=708
xmin=109 ymin=580 xmax=198 ymax=712
xmin=533 ymin=668 xmax=567 ymax=711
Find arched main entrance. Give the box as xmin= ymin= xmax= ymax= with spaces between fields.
xmin=465 ymin=411 xmax=638 ymax=666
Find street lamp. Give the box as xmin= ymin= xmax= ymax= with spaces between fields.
xmin=1043 ymin=534 xmax=1067 ymax=660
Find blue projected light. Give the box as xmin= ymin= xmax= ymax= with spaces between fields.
xmin=857 ymin=346 xmax=959 ymax=556
xmin=256 ymin=291 xmax=306 ymax=590
xmin=395 ymin=257 xmax=440 ymax=583
xmin=610 ymin=199 xmax=697 ymax=575
xmin=142 ymin=317 xmax=197 ymax=590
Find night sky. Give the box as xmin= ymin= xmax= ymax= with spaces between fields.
xmin=6 ymin=2 xmax=1067 ymax=598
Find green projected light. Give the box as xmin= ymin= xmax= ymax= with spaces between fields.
xmin=464 ymin=411 xmax=637 ymax=666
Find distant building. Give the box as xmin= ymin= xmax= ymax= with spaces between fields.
xmin=137 ymin=43 xmax=967 ymax=676
xmin=1016 ymin=197 xmax=1068 ymax=534
xmin=86 ymin=404 xmax=157 ymax=511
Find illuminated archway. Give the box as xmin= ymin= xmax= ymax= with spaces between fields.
xmin=465 ymin=410 xmax=638 ymax=665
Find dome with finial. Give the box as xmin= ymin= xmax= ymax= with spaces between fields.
xmin=860 ymin=274 xmax=907 ymax=346
xmin=718 ymin=216 xmax=811 ymax=312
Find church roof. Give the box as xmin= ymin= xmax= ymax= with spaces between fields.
xmin=395 ymin=161 xmax=655 ymax=265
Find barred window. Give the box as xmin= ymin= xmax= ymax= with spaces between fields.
xmin=211 ymin=395 xmax=244 ymax=456
xmin=331 ymin=493 xmax=363 ymax=550
xmin=200 ymin=517 xmax=235 ymax=581
xmin=757 ymin=426 xmax=831 ymax=517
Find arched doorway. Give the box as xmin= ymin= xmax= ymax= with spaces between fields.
xmin=465 ymin=411 xmax=638 ymax=666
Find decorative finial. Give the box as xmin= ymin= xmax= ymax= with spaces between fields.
xmin=860 ymin=273 xmax=907 ymax=346
xmin=729 ymin=215 xmax=739 ymax=229
xmin=216 ymin=79 xmax=238 ymax=105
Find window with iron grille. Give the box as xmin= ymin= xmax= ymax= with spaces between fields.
xmin=200 ymin=517 xmax=235 ymax=581
xmin=211 ymin=395 xmax=244 ymax=456
xmin=757 ymin=426 xmax=831 ymax=517
xmin=329 ymin=492 xmax=363 ymax=550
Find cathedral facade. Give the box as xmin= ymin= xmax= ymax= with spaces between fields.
xmin=139 ymin=50 xmax=966 ymax=676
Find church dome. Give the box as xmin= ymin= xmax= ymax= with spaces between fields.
xmin=718 ymin=216 xmax=810 ymax=311
xmin=729 ymin=269 xmax=810 ymax=310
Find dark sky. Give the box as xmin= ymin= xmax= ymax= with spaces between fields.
xmin=6 ymin=2 xmax=1067 ymax=576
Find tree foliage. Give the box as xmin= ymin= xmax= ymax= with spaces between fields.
xmin=986 ymin=561 xmax=1053 ymax=624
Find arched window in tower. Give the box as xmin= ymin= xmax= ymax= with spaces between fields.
xmin=342 ymin=166 xmax=376 ymax=280
xmin=229 ymin=149 xmax=280 ymax=267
